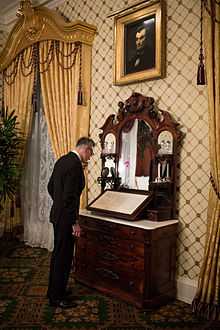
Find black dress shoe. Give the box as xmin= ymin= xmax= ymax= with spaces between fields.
xmin=65 ymin=288 xmax=73 ymax=297
xmin=49 ymin=298 xmax=77 ymax=309
xmin=64 ymin=289 xmax=78 ymax=300
xmin=46 ymin=289 xmax=73 ymax=299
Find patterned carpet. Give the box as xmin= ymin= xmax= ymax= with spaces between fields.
xmin=0 ymin=239 xmax=218 ymax=330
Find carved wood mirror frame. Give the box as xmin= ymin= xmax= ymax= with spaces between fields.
xmin=99 ymin=92 xmax=181 ymax=220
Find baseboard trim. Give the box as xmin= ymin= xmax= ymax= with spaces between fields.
xmin=176 ymin=277 xmax=198 ymax=304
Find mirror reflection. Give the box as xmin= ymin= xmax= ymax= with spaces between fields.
xmin=158 ymin=130 xmax=173 ymax=155
xmin=104 ymin=158 xmax=115 ymax=177
xmin=118 ymin=119 xmax=154 ymax=190
xmin=103 ymin=133 xmax=116 ymax=154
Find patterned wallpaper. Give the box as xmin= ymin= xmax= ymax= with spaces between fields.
xmin=0 ymin=0 xmax=210 ymax=282
xmin=58 ymin=0 xmax=209 ymax=281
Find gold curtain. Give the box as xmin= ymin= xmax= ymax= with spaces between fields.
xmin=39 ymin=40 xmax=92 ymax=208
xmin=2 ymin=46 xmax=35 ymax=236
xmin=192 ymin=0 xmax=220 ymax=320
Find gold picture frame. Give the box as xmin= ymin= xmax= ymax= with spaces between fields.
xmin=113 ymin=0 xmax=165 ymax=85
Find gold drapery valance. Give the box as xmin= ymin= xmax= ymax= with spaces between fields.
xmin=3 ymin=40 xmax=81 ymax=85
xmin=0 ymin=0 xmax=96 ymax=72
xmin=0 ymin=0 xmax=96 ymax=108
xmin=3 ymin=40 xmax=84 ymax=106
xmin=3 ymin=40 xmax=81 ymax=80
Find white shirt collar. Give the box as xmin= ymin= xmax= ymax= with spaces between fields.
xmin=71 ymin=150 xmax=81 ymax=161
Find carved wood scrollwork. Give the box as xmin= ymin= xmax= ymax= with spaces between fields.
xmin=117 ymin=92 xmax=162 ymax=123
xmin=99 ymin=93 xmax=180 ymax=142
xmin=16 ymin=0 xmax=45 ymax=42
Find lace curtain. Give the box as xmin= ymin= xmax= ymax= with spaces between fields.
xmin=21 ymin=98 xmax=55 ymax=251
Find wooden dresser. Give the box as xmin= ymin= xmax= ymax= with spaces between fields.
xmin=75 ymin=210 xmax=178 ymax=308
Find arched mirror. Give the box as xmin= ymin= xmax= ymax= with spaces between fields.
xmin=118 ymin=119 xmax=154 ymax=190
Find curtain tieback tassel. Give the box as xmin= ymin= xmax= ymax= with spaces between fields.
xmin=77 ymin=89 xmax=83 ymax=105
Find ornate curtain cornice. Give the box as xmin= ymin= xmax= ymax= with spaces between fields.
xmin=0 ymin=0 xmax=97 ymax=71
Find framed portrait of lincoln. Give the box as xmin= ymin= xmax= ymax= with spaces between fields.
xmin=114 ymin=0 xmax=165 ymax=85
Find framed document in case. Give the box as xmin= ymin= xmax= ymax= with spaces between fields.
xmin=87 ymin=189 xmax=152 ymax=220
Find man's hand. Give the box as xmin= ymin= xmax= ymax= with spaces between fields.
xmin=72 ymin=223 xmax=81 ymax=237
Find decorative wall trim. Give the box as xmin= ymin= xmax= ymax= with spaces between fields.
xmin=0 ymin=0 xmax=96 ymax=71
xmin=176 ymin=276 xmax=198 ymax=304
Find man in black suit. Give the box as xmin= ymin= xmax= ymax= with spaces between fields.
xmin=126 ymin=25 xmax=155 ymax=74
xmin=47 ymin=137 xmax=95 ymax=308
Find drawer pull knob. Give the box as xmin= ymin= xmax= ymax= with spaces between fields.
xmin=101 ymin=251 xmax=118 ymax=261
xmin=81 ymin=230 xmax=87 ymax=238
xmin=95 ymin=267 xmax=119 ymax=280
xmin=99 ymin=235 xmax=114 ymax=245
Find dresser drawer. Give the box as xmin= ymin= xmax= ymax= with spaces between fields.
xmin=98 ymin=252 xmax=144 ymax=272
xmin=90 ymin=264 xmax=144 ymax=299
xmin=79 ymin=215 xmax=149 ymax=242
xmin=76 ymin=234 xmax=145 ymax=273
xmin=80 ymin=215 xmax=116 ymax=232
xmin=79 ymin=232 xmax=145 ymax=257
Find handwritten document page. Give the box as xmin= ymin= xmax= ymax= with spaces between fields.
xmin=90 ymin=190 xmax=149 ymax=215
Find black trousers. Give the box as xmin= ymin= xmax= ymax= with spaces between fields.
xmin=48 ymin=220 xmax=75 ymax=301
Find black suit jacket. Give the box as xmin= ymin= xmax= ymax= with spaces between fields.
xmin=126 ymin=46 xmax=155 ymax=74
xmin=48 ymin=152 xmax=85 ymax=225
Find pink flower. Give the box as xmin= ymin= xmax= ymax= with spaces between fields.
xmin=124 ymin=160 xmax=130 ymax=168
